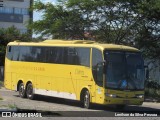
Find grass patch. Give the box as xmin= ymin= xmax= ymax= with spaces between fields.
xmin=0 ymin=105 xmax=7 ymax=107
xmin=8 ymin=104 xmax=17 ymax=109
xmin=0 ymin=104 xmax=17 ymax=110
xmin=0 ymin=97 xmax=3 ymax=100
xmin=0 ymin=81 xmax=4 ymax=88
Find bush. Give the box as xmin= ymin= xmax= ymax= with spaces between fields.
xmin=145 ymin=79 xmax=160 ymax=99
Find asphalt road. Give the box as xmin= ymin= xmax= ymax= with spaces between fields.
xmin=0 ymin=87 xmax=160 ymax=119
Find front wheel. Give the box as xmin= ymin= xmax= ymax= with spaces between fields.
xmin=19 ymin=83 xmax=26 ymax=98
xmin=83 ymin=91 xmax=91 ymax=109
xmin=26 ymin=83 xmax=34 ymax=100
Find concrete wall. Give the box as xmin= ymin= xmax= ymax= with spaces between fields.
xmin=145 ymin=59 xmax=160 ymax=83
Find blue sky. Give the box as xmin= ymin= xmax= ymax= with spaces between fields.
xmin=33 ymin=0 xmax=57 ymax=37
xmin=33 ymin=0 xmax=57 ymax=21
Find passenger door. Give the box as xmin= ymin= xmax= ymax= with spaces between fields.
xmin=92 ymin=48 xmax=104 ymax=104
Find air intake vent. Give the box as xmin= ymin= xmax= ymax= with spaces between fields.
xmin=43 ymin=40 xmax=95 ymax=44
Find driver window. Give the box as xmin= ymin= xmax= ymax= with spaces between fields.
xmin=92 ymin=48 xmax=103 ymax=87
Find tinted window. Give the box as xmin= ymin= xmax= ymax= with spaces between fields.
xmin=104 ymin=51 xmax=145 ymax=90
xmin=67 ymin=48 xmax=79 ymax=65
xmin=47 ymin=47 xmax=63 ymax=64
xmin=9 ymin=46 xmax=90 ymax=67
xmin=76 ymin=48 xmax=90 ymax=67
xmin=19 ymin=46 xmax=64 ymax=64
xmin=12 ymin=46 xmax=19 ymax=61
xmin=19 ymin=46 xmax=31 ymax=61
xmin=6 ymin=46 xmax=12 ymax=60
xmin=19 ymin=46 xmax=41 ymax=62
xmin=63 ymin=47 xmax=90 ymax=67
xmin=36 ymin=47 xmax=46 ymax=62
xmin=92 ymin=48 xmax=103 ymax=86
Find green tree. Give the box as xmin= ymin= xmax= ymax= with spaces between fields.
xmin=31 ymin=0 xmax=160 ymax=58
xmin=30 ymin=1 xmax=88 ymax=39
xmin=0 ymin=26 xmax=32 ymax=66
xmin=130 ymin=0 xmax=160 ymax=59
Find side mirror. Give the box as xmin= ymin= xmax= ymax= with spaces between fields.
xmin=97 ymin=60 xmax=106 ymax=73
xmin=96 ymin=61 xmax=104 ymax=87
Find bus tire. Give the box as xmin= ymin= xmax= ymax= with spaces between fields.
xmin=26 ymin=83 xmax=34 ymax=100
xmin=83 ymin=90 xmax=91 ymax=109
xmin=19 ymin=83 xmax=26 ymax=98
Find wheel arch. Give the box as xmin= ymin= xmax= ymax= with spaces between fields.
xmin=17 ymin=80 xmax=23 ymax=91
xmin=25 ymin=81 xmax=32 ymax=90
xmin=80 ymin=87 xmax=91 ymax=102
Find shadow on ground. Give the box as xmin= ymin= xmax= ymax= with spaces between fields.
xmin=13 ymin=94 xmax=160 ymax=115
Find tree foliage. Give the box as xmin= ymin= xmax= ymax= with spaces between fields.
xmin=0 ymin=26 xmax=32 ymax=66
xmin=30 ymin=0 xmax=160 ymax=59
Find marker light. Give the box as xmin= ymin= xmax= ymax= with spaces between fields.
xmin=106 ymin=93 xmax=117 ymax=98
xmin=136 ymin=94 xmax=144 ymax=99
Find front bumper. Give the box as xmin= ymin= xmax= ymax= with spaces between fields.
xmin=104 ymin=97 xmax=144 ymax=105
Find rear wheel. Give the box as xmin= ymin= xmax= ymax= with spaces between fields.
xmin=19 ymin=83 xmax=26 ymax=98
xmin=83 ymin=90 xmax=91 ymax=109
xmin=26 ymin=83 xmax=34 ymax=100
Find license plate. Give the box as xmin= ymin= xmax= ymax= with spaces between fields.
xmin=123 ymin=100 xmax=130 ymax=104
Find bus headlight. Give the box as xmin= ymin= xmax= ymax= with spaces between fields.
xmin=136 ymin=94 xmax=144 ymax=99
xmin=106 ymin=93 xmax=117 ymax=98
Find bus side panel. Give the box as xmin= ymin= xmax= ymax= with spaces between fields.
xmin=4 ymin=58 xmax=12 ymax=90
xmin=11 ymin=73 xmax=17 ymax=90
xmin=4 ymin=72 xmax=12 ymax=90
xmin=76 ymin=66 xmax=96 ymax=102
xmin=62 ymin=65 xmax=77 ymax=99
xmin=36 ymin=76 xmax=48 ymax=90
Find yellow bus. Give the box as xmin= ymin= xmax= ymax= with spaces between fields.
xmin=4 ymin=40 xmax=146 ymax=109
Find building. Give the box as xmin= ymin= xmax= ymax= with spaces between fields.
xmin=0 ymin=0 xmax=33 ymax=33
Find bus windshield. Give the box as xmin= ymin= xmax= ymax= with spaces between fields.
xmin=105 ymin=51 xmax=145 ymax=90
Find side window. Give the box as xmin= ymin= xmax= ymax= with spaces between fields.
xmin=19 ymin=46 xmax=31 ymax=61
xmin=19 ymin=46 xmax=45 ymax=62
xmin=63 ymin=47 xmax=68 ymax=64
xmin=76 ymin=48 xmax=90 ymax=67
xmin=19 ymin=46 xmax=36 ymax=62
xmin=30 ymin=47 xmax=41 ymax=62
xmin=6 ymin=46 xmax=12 ymax=60
xmin=67 ymin=48 xmax=78 ymax=65
xmin=47 ymin=47 xmax=63 ymax=64
xmin=36 ymin=47 xmax=46 ymax=63
xmin=12 ymin=46 xmax=19 ymax=61
xmin=92 ymin=48 xmax=103 ymax=87
xmin=63 ymin=47 xmax=90 ymax=67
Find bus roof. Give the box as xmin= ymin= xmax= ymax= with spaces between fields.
xmin=8 ymin=40 xmax=139 ymax=52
